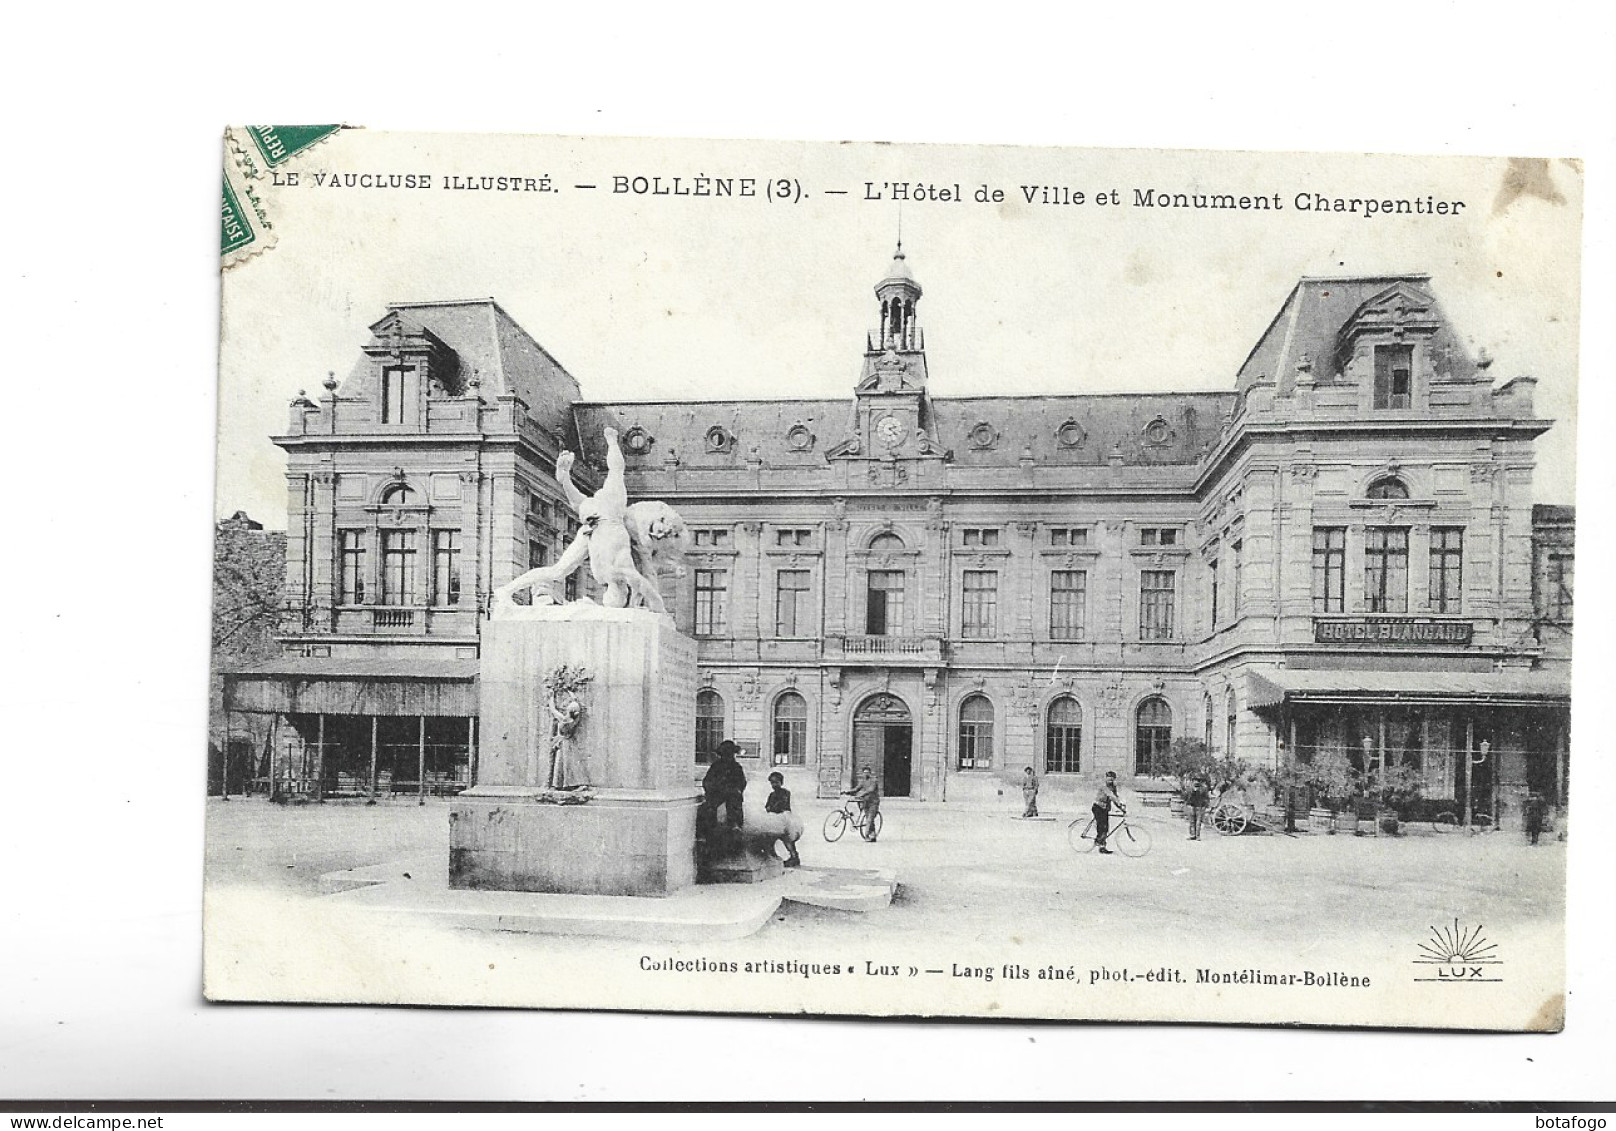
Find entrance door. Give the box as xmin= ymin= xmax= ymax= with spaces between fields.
xmin=882 ymin=724 xmax=913 ymax=797
xmin=853 ymin=692 xmax=913 ymax=797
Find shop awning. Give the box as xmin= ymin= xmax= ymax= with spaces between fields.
xmin=1248 ymin=669 xmax=1569 ymax=712
xmin=221 ymin=657 xmax=479 ymax=717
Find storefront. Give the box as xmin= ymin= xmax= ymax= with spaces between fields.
xmin=1248 ymin=669 xmax=1569 ymax=830
xmin=221 ymin=657 xmax=479 ymax=801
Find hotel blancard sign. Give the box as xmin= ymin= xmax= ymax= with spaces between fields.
xmin=1315 ymin=619 xmax=1474 ymax=645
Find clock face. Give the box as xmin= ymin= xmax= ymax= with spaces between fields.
xmin=876 ymin=416 xmax=905 ymax=450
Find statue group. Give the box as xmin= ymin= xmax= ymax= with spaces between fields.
xmin=494 ymin=426 xmax=691 ymax=613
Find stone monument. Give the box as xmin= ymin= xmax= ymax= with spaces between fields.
xmin=450 ymin=427 xmax=702 ymax=896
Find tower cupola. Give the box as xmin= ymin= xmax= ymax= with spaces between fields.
xmin=873 ymin=241 xmax=923 ymax=351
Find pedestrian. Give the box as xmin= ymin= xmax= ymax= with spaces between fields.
xmin=843 ymin=766 xmax=882 ymax=842
xmin=1021 ymin=766 xmax=1040 ymax=818
xmin=1186 ymin=774 xmax=1210 ymax=840
xmin=765 ymin=771 xmax=804 ymax=866
xmin=1523 ymin=791 xmax=1547 ymax=846
xmin=1093 ymin=771 xmax=1125 ymax=855
xmin=698 ymin=739 xmax=747 ymax=832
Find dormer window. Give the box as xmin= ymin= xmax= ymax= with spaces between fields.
xmin=381 ymin=365 xmax=415 ymax=423
xmin=1374 ymin=344 xmax=1413 ymax=409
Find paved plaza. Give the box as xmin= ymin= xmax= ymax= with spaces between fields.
xmin=205 ymin=794 xmax=1564 ymax=1025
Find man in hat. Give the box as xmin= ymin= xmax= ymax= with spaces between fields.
xmin=700 ymin=739 xmax=748 ymax=830
xmin=1092 ymin=771 xmax=1126 ymax=855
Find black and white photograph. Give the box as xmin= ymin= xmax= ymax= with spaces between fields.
xmin=206 ymin=130 xmax=1578 ymax=1029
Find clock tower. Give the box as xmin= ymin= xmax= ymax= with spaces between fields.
xmin=835 ymin=243 xmax=940 ymax=460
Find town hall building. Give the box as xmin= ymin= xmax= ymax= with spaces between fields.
xmin=221 ymin=246 xmax=1573 ymax=828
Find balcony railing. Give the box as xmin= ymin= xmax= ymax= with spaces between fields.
xmin=372 ymin=608 xmax=416 ymax=629
xmin=826 ymin=634 xmax=945 ymax=664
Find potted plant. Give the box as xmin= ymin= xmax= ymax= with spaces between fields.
xmin=1260 ymin=759 xmax=1313 ymax=833
xmin=1305 ymin=748 xmax=1358 ymax=835
xmin=1167 ymin=738 xmax=1215 ymax=820
xmin=1369 ymin=764 xmax=1424 ymax=836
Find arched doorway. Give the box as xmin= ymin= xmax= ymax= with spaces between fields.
xmin=853 ymin=692 xmax=913 ymax=797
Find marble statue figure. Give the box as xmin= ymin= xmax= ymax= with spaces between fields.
xmin=493 ymin=427 xmax=689 ymax=613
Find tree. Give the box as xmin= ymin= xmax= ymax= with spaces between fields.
xmin=210 ymin=512 xmax=286 ymax=794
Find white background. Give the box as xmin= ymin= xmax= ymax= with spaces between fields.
xmin=5 ymin=0 xmax=1614 ymax=1104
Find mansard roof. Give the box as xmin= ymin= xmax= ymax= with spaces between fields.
xmin=574 ymin=389 xmax=1237 ymax=469
xmin=344 ymin=298 xmax=583 ymax=442
xmin=1237 ymin=275 xmax=1482 ymax=396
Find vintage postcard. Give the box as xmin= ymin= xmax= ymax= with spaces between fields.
xmin=208 ymin=129 xmax=1579 ymax=1029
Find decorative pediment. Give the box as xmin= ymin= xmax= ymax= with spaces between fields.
xmin=362 ymin=312 xmax=464 ymax=394
xmin=858 ymin=349 xmax=918 ymax=393
xmin=1334 ymin=283 xmax=1442 ymax=373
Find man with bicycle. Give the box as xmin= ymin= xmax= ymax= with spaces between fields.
xmin=1093 ymin=771 xmax=1125 ymax=855
xmin=843 ymin=766 xmax=881 ymax=842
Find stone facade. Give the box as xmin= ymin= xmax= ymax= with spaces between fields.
xmin=231 ymin=250 xmax=1573 ymax=823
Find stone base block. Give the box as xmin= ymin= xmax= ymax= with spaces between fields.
xmin=450 ymin=790 xmax=698 ymax=897
xmin=698 ymin=845 xmax=784 ymax=885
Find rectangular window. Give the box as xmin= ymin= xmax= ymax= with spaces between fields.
xmin=1312 ymin=527 xmax=1346 ymax=613
xmin=694 ymin=569 xmax=728 ymax=636
xmin=1231 ymin=540 xmax=1244 ymax=616
xmin=866 ymin=570 xmax=905 ymax=635
xmin=1140 ymin=527 xmax=1179 ymax=547
xmin=961 ymin=570 xmax=999 ymax=638
xmin=432 ymin=530 xmax=461 ymax=606
xmin=528 ymin=540 xmax=547 ymax=570
xmin=1209 ymin=559 xmax=1220 ymax=627
xmin=1374 ymin=344 xmax=1414 ymax=409
xmin=1429 ymin=527 xmax=1464 ymax=613
xmin=381 ymin=365 xmax=413 ymax=424
xmin=775 ymin=528 xmax=812 ymax=547
xmin=1049 ymin=527 xmax=1089 ymax=548
xmin=528 ymin=492 xmax=549 ymax=522
xmin=775 ymin=569 xmax=812 ymax=636
xmin=962 ymin=528 xmax=1001 ymax=548
xmin=1049 ymin=570 xmax=1087 ymax=640
xmin=339 ymin=530 xmax=366 ymax=604
xmin=380 ymin=530 xmax=416 ymax=606
xmin=1364 ymin=527 xmax=1410 ymax=613
xmin=1140 ymin=570 xmax=1176 ymax=640
xmin=693 ymin=529 xmax=731 ymax=548
xmin=1546 ymin=552 xmax=1573 ymax=620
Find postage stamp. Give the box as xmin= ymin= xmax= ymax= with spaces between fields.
xmin=208 ymin=129 xmax=1579 ymax=1028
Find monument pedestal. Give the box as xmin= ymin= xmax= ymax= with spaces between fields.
xmin=450 ymin=604 xmax=699 ymax=898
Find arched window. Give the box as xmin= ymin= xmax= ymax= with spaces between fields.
xmin=1045 ymin=696 xmax=1082 ymax=774
xmin=866 ymin=535 xmax=906 ymax=635
xmin=1134 ymin=696 xmax=1173 ymax=777
xmin=695 ymin=689 xmax=724 ymax=765
xmin=1203 ymin=692 xmax=1215 ymax=749
xmin=1225 ymin=689 xmax=1238 ymax=760
xmin=772 ymin=691 xmax=808 ymax=766
xmin=380 ymin=483 xmax=414 ymax=505
xmin=958 ymin=694 xmax=995 ymax=770
xmin=1366 ymin=477 xmax=1409 ymax=500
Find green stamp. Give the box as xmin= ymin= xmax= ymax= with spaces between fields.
xmin=244 ymin=125 xmax=342 ymax=167
xmin=221 ymin=174 xmax=254 ymax=255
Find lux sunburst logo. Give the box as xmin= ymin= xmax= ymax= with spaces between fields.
xmin=1412 ymin=919 xmax=1503 ymax=982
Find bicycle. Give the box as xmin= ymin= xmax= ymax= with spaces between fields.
xmin=824 ymin=798 xmax=883 ymax=842
xmin=1067 ymin=808 xmax=1152 ymax=857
